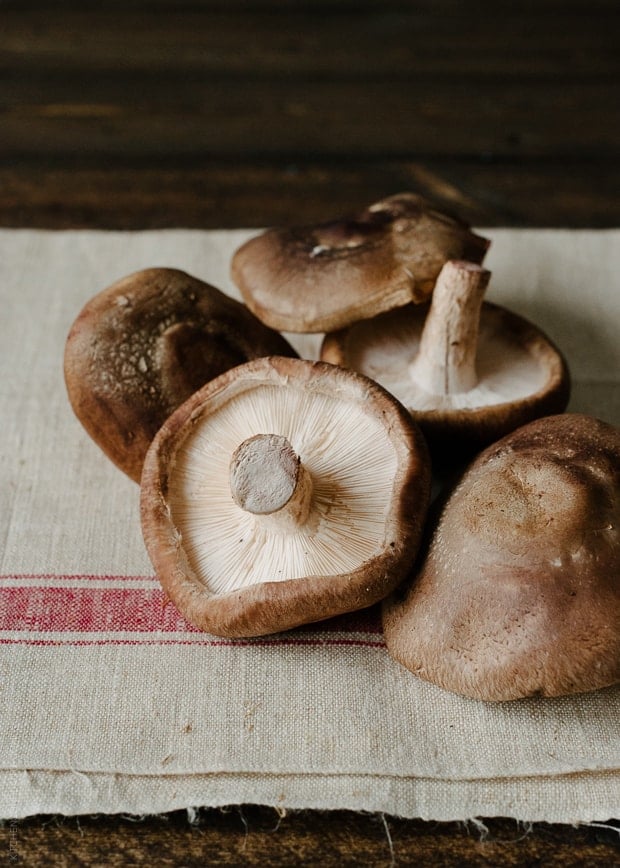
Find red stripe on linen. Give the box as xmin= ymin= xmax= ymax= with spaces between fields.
xmin=0 ymin=637 xmax=385 ymax=648
xmin=0 ymin=575 xmax=384 ymax=643
xmin=0 ymin=585 xmax=197 ymax=633
xmin=1 ymin=573 xmax=157 ymax=582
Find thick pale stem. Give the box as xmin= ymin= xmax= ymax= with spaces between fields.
xmin=229 ymin=434 xmax=313 ymax=531
xmin=408 ymin=260 xmax=491 ymax=395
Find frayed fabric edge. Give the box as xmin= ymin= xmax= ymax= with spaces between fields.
xmin=2 ymin=768 xmax=619 ymax=825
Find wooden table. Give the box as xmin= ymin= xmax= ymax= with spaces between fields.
xmin=2 ymin=1 xmax=618 ymax=864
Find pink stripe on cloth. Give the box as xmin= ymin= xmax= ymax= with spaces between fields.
xmin=0 ymin=585 xmax=197 ymax=633
xmin=4 ymin=573 xmax=157 ymax=582
xmin=0 ymin=636 xmax=386 ymax=649
xmin=0 ymin=574 xmax=384 ymax=645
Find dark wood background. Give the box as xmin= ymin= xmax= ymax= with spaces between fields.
xmin=2 ymin=0 xmax=619 ymax=230
xmin=2 ymin=1 xmax=619 ymax=864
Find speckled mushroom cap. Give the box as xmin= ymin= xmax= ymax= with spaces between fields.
xmin=383 ymin=414 xmax=620 ymax=702
xmin=322 ymin=260 xmax=570 ymax=458
xmin=64 ymin=268 xmax=297 ymax=482
xmin=140 ymin=356 xmax=431 ymax=638
xmin=231 ymin=193 xmax=490 ymax=333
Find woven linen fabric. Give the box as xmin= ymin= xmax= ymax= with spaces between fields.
xmin=0 ymin=228 xmax=618 ymax=822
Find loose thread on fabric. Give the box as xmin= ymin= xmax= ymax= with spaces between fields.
xmin=380 ymin=813 xmax=396 ymax=867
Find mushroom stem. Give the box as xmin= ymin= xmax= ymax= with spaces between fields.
xmin=229 ymin=434 xmax=313 ymax=531
xmin=408 ymin=260 xmax=491 ymax=395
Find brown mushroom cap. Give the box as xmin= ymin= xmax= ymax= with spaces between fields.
xmin=64 ymin=268 xmax=298 ymax=482
xmin=231 ymin=193 xmax=490 ymax=333
xmin=322 ymin=260 xmax=570 ymax=457
xmin=140 ymin=356 xmax=431 ymax=638
xmin=383 ymin=413 xmax=620 ymax=701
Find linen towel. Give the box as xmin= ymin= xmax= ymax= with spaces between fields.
xmin=1 ymin=228 xmax=618 ymax=821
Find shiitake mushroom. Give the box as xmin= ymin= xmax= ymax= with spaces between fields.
xmin=64 ymin=267 xmax=297 ymax=482
xmin=322 ymin=260 xmax=570 ymax=459
xmin=140 ymin=357 xmax=431 ymax=637
xmin=231 ymin=193 xmax=490 ymax=334
xmin=383 ymin=413 xmax=620 ymax=701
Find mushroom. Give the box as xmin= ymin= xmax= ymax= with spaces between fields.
xmin=140 ymin=356 xmax=431 ymax=638
xmin=64 ymin=267 xmax=297 ymax=482
xmin=231 ymin=193 xmax=490 ymax=333
xmin=383 ymin=413 xmax=620 ymax=701
xmin=322 ymin=260 xmax=570 ymax=457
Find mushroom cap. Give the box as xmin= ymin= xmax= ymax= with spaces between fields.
xmin=383 ymin=413 xmax=620 ymax=701
xmin=321 ymin=301 xmax=570 ymax=457
xmin=231 ymin=193 xmax=490 ymax=333
xmin=140 ymin=356 xmax=431 ymax=638
xmin=64 ymin=267 xmax=297 ymax=482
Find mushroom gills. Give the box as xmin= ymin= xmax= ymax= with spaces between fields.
xmin=166 ymin=384 xmax=399 ymax=595
xmin=339 ymin=304 xmax=550 ymax=412
xmin=321 ymin=258 xmax=570 ymax=461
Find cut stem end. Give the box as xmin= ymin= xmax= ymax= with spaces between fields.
xmin=229 ymin=434 xmax=313 ymax=530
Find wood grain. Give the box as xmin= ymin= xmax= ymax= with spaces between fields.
xmin=1 ymin=158 xmax=617 ymax=229
xmin=3 ymin=810 xmax=619 ymax=866
xmin=1 ymin=2 xmax=617 ymax=226
xmin=3 ymin=74 xmax=618 ymax=160
xmin=2 ymin=7 xmax=617 ymax=78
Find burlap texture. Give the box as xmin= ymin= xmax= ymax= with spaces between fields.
xmin=0 ymin=229 xmax=618 ymax=821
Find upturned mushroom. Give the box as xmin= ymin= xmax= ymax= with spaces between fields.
xmin=322 ymin=259 xmax=570 ymax=456
xmin=383 ymin=413 xmax=620 ymax=701
xmin=140 ymin=356 xmax=431 ymax=638
xmin=64 ymin=268 xmax=297 ymax=482
xmin=231 ymin=193 xmax=490 ymax=333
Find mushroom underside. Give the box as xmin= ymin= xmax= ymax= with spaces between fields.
xmin=140 ymin=358 xmax=431 ymax=637
xmin=325 ymin=303 xmax=559 ymax=413
xmin=322 ymin=300 xmax=569 ymax=456
xmin=166 ymin=382 xmax=402 ymax=595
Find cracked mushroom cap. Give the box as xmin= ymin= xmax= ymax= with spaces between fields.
xmin=64 ymin=268 xmax=297 ymax=482
xmin=322 ymin=260 xmax=570 ymax=457
xmin=383 ymin=414 xmax=620 ymax=701
xmin=231 ymin=193 xmax=490 ymax=333
xmin=140 ymin=356 xmax=431 ymax=638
